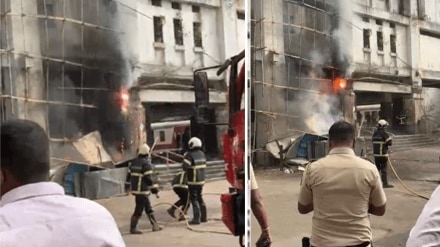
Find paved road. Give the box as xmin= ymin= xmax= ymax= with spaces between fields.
xmin=96 ymin=180 xmax=239 ymax=247
xmin=251 ymin=146 xmax=440 ymax=247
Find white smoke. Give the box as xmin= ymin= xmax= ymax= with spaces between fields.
xmin=331 ymin=0 xmax=354 ymax=77
xmin=110 ymin=0 xmax=141 ymax=87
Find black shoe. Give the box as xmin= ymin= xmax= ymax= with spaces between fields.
xmin=130 ymin=216 xmax=143 ymax=234
xmin=189 ymin=219 xmax=200 ymax=225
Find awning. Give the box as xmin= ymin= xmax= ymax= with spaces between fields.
xmin=138 ymin=89 xmax=227 ymax=103
xmin=353 ymin=81 xmax=412 ymax=94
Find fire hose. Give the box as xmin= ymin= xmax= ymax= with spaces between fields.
xmin=123 ymin=137 xmax=232 ymax=236
xmin=363 ymin=156 xmax=430 ymax=200
xmin=386 ymin=156 xmax=430 ymax=200
xmin=151 ymin=192 xmax=232 ymax=235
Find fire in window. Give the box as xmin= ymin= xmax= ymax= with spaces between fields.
xmin=363 ymin=29 xmax=371 ymax=49
xmin=193 ymin=22 xmax=202 ymax=48
xmin=377 ymin=31 xmax=383 ymax=51
xmin=390 ymin=34 xmax=396 ymax=53
xmin=173 ymin=19 xmax=183 ymax=45
xmin=153 ymin=16 xmax=164 ymax=43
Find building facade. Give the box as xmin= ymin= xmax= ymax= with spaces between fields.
xmin=251 ymin=0 xmax=440 ymax=164
xmin=1 ymin=0 xmax=245 ymax=162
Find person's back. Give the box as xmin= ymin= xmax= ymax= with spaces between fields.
xmin=0 ymin=182 xmax=125 ymax=247
xmin=298 ymin=121 xmax=386 ymax=247
xmin=305 ymin=151 xmax=383 ymax=245
xmin=0 ymin=119 xmax=125 ymax=247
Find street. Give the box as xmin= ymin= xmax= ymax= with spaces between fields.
xmin=251 ymin=146 xmax=440 ymax=247
xmin=96 ymin=180 xmax=239 ymax=247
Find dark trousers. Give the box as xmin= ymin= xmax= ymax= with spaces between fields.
xmin=374 ymin=156 xmax=390 ymax=185
xmin=188 ymin=185 xmax=206 ymax=222
xmin=133 ymin=194 xmax=153 ymax=217
xmin=173 ymin=187 xmax=189 ymax=208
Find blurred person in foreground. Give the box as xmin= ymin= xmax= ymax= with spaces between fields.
xmin=298 ymin=120 xmax=387 ymax=247
xmin=250 ymin=164 xmax=272 ymax=246
xmin=406 ymin=184 xmax=440 ymax=246
xmin=0 ymin=119 xmax=125 ymax=247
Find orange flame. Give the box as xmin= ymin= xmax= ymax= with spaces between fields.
xmin=118 ymin=89 xmax=130 ymax=113
xmin=333 ymin=77 xmax=347 ymax=91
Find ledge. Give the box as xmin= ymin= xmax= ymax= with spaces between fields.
xmin=194 ymin=47 xmax=204 ymax=53
xmin=174 ymin=45 xmax=185 ymax=51
xmin=153 ymin=42 xmax=165 ymax=49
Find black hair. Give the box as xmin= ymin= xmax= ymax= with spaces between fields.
xmin=1 ymin=119 xmax=50 ymax=183
xmin=328 ymin=120 xmax=355 ymax=144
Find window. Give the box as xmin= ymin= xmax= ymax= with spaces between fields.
xmin=376 ymin=19 xmax=383 ymax=25
xmin=171 ymin=2 xmax=181 ymax=10
xmin=192 ymin=5 xmax=200 ymax=13
xmin=418 ymin=0 xmax=426 ymax=19
xmin=237 ymin=11 xmax=245 ymax=20
xmin=377 ymin=31 xmax=383 ymax=51
xmin=159 ymin=131 xmax=165 ymax=142
xmin=173 ymin=19 xmax=183 ymax=45
xmin=363 ymin=29 xmax=370 ymax=49
xmin=398 ymin=0 xmax=404 ymax=15
xmin=153 ymin=16 xmax=163 ymax=43
xmin=390 ymin=34 xmax=396 ymax=53
xmin=193 ymin=22 xmax=202 ymax=48
xmin=362 ymin=16 xmax=369 ymax=22
xmin=46 ymin=4 xmax=55 ymax=28
xmin=390 ymin=22 xmax=395 ymax=28
xmin=152 ymin=0 xmax=161 ymax=7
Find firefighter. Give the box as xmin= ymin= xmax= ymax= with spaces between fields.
xmin=167 ymin=171 xmax=189 ymax=221
xmin=183 ymin=137 xmax=207 ymax=225
xmin=125 ymin=144 xmax=162 ymax=234
xmin=372 ymin=119 xmax=394 ymax=188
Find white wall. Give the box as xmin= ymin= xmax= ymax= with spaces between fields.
xmin=424 ymin=0 xmax=440 ymax=23
xmin=134 ymin=0 xmax=244 ymax=80
xmin=352 ymin=10 xmax=409 ymax=75
xmin=419 ymin=34 xmax=440 ymax=71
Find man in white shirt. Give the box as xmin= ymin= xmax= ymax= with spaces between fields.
xmin=0 ymin=119 xmax=125 ymax=247
xmin=406 ymin=185 xmax=440 ymax=246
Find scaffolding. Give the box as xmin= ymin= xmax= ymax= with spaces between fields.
xmin=250 ymin=0 xmax=354 ymax=164
xmin=0 ymin=0 xmax=149 ymax=164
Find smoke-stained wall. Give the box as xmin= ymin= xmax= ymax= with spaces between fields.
xmin=34 ymin=0 xmax=135 ymax=158
xmin=251 ymin=0 xmax=354 ymax=157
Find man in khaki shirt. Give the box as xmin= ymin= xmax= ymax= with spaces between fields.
xmin=298 ymin=121 xmax=387 ymax=247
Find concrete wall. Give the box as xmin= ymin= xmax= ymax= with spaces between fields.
xmin=133 ymin=0 xmax=244 ymax=81
xmin=3 ymin=1 xmax=47 ymax=129
xmin=419 ymin=34 xmax=440 ymax=72
xmin=352 ymin=3 xmax=410 ymax=76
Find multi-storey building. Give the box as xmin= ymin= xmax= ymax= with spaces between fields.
xmin=1 ymin=0 xmax=244 ymax=162
xmin=251 ymin=0 xmax=440 ymax=164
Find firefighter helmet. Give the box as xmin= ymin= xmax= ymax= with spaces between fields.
xmin=377 ymin=119 xmax=389 ymax=128
xmin=138 ymin=143 xmax=150 ymax=155
xmin=188 ymin=137 xmax=202 ymax=149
